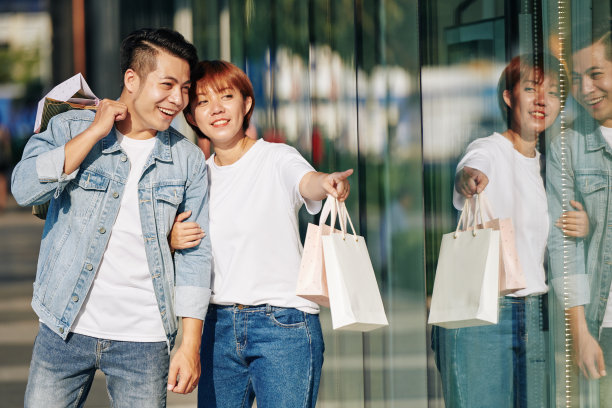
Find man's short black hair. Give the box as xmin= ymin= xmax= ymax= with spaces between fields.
xmin=119 ymin=28 xmax=198 ymax=86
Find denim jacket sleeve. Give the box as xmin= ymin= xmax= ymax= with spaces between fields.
xmin=11 ymin=113 xmax=82 ymax=206
xmin=546 ymin=133 xmax=590 ymax=308
xmin=173 ymin=156 xmax=212 ymax=320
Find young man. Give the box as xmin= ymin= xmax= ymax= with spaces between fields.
xmin=11 ymin=28 xmax=211 ymax=407
xmin=547 ymin=27 xmax=612 ymax=406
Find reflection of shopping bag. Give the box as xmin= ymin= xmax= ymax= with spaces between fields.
xmin=467 ymin=192 xmax=526 ymax=295
xmin=322 ymin=198 xmax=388 ymax=332
xmin=296 ymin=196 xmax=342 ymax=307
xmin=32 ymin=73 xmax=99 ymax=219
xmin=428 ymin=194 xmax=500 ymax=329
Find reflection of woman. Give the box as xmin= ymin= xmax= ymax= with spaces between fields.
xmin=171 ymin=61 xmax=352 ymax=407
xmin=432 ymin=54 xmax=576 ymax=407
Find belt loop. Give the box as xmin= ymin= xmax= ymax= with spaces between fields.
xmin=266 ymin=304 xmax=272 ymax=314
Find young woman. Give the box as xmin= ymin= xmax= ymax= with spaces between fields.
xmin=432 ymin=53 xmax=584 ymax=407
xmin=170 ymin=60 xmax=352 ymax=407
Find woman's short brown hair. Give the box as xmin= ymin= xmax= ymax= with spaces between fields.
xmin=184 ymin=60 xmax=255 ymax=139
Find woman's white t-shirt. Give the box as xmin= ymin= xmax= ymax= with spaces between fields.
xmin=207 ymin=139 xmax=322 ymax=313
xmin=453 ymin=133 xmax=549 ymax=297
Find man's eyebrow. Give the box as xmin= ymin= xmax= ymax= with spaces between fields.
xmin=159 ymin=75 xmax=191 ymax=85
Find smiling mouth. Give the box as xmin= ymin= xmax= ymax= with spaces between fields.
xmin=158 ymin=107 xmax=178 ymax=116
xmin=585 ymin=96 xmax=605 ymax=106
xmin=531 ymin=111 xmax=546 ymax=119
xmin=212 ymin=119 xmax=229 ymax=126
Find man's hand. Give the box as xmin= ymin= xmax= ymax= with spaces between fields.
xmin=63 ymin=99 xmax=128 ymax=175
xmin=455 ymin=166 xmax=488 ymax=198
xmin=167 ymin=317 xmax=202 ymax=394
xmin=569 ymin=306 xmax=607 ymax=379
xmin=556 ymin=200 xmax=590 ymax=238
xmin=169 ymin=210 xmax=205 ymax=251
xmin=90 ymin=99 xmax=128 ymax=139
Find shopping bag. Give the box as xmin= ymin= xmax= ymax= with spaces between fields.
xmin=322 ymin=198 xmax=389 ymax=331
xmin=472 ymin=192 xmax=526 ymax=295
xmin=34 ymin=73 xmax=98 ymax=133
xmin=297 ymin=196 xmax=344 ymax=307
xmin=428 ymin=194 xmax=500 ymax=328
xmin=32 ymin=73 xmax=99 ymax=219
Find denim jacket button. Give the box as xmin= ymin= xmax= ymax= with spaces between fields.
xmin=58 ymin=327 xmax=64 ymax=334
xmin=112 ymin=192 xmax=119 ymax=199
xmin=71 ymin=295 xmax=79 ymax=302
xmin=85 ymin=263 xmax=93 ymax=271
xmin=121 ymin=155 xmax=127 ymax=162
xmin=99 ymin=227 xmax=106 ymax=234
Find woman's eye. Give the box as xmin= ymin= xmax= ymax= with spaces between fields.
xmin=197 ymin=100 xmax=208 ymax=106
xmin=524 ymin=87 xmax=535 ymax=92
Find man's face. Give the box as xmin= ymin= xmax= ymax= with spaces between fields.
xmin=128 ymin=51 xmax=191 ymax=135
xmin=572 ymin=42 xmax=612 ymax=127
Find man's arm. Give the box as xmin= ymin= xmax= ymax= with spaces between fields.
xmin=11 ymin=99 xmax=126 ymax=206
xmin=568 ymin=306 xmax=606 ymax=379
xmin=170 ymin=153 xmax=212 ymax=394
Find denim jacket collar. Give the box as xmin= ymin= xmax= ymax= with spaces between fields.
xmin=101 ymin=128 xmax=174 ymax=163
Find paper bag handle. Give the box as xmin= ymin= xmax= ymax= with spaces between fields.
xmin=329 ymin=198 xmax=358 ymax=242
xmin=455 ymin=193 xmax=484 ymax=238
xmin=319 ymin=194 xmax=348 ymax=231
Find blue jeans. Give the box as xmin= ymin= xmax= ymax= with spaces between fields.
xmin=432 ymin=295 xmax=548 ymax=408
xmin=25 ymin=323 xmax=169 ymax=408
xmin=198 ymin=304 xmax=324 ymax=408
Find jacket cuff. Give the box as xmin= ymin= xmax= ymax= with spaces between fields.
xmin=551 ymin=275 xmax=590 ymax=309
xmin=175 ymin=286 xmax=211 ymax=320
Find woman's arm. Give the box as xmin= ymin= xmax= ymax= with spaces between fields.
xmin=299 ymin=169 xmax=353 ymax=202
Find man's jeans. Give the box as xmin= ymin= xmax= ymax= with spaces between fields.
xmin=25 ymin=323 xmax=169 ymax=408
xmin=198 ymin=304 xmax=324 ymax=408
xmin=432 ymin=295 xmax=548 ymax=408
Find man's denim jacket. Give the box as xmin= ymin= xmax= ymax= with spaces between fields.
xmin=547 ymin=126 xmax=612 ymax=335
xmin=11 ymin=109 xmax=212 ymax=348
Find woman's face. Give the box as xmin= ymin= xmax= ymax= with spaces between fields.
xmin=572 ymin=42 xmax=612 ymax=127
xmin=189 ymin=81 xmax=252 ymax=146
xmin=504 ymin=69 xmax=561 ymax=137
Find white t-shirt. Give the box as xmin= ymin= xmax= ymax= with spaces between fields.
xmin=72 ymin=131 xmax=166 ymax=341
xmin=207 ymin=139 xmax=322 ymax=313
xmin=598 ymin=126 xmax=612 ymax=327
xmin=453 ymin=133 xmax=549 ymax=297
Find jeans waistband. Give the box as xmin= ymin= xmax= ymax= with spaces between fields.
xmin=209 ymin=304 xmax=282 ymax=313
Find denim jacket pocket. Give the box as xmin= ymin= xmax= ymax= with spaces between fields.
xmin=154 ymin=183 xmax=185 ymax=234
xmin=576 ymin=172 xmax=607 ymax=194
xmin=67 ymin=169 xmax=110 ymax=217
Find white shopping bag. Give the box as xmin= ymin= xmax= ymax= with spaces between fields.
xmin=322 ymin=198 xmax=389 ymax=332
xmin=428 ymin=194 xmax=500 ymax=329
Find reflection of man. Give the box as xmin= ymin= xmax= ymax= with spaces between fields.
xmin=547 ymin=27 xmax=612 ymax=405
xmin=11 ymin=28 xmax=211 ymax=406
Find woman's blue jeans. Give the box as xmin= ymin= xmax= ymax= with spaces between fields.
xmin=198 ymin=304 xmax=324 ymax=408
xmin=432 ymin=295 xmax=548 ymax=408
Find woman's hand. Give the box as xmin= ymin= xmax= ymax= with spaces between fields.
xmin=169 ymin=210 xmax=206 ymax=251
xmin=322 ymin=169 xmax=353 ymax=202
xmin=299 ymin=169 xmax=353 ymax=202
xmin=556 ymin=200 xmax=590 ymax=238
xmin=455 ymin=166 xmax=488 ymax=198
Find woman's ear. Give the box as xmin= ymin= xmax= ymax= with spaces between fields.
xmin=502 ymin=89 xmax=513 ymax=109
xmin=243 ymin=96 xmax=253 ymax=116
